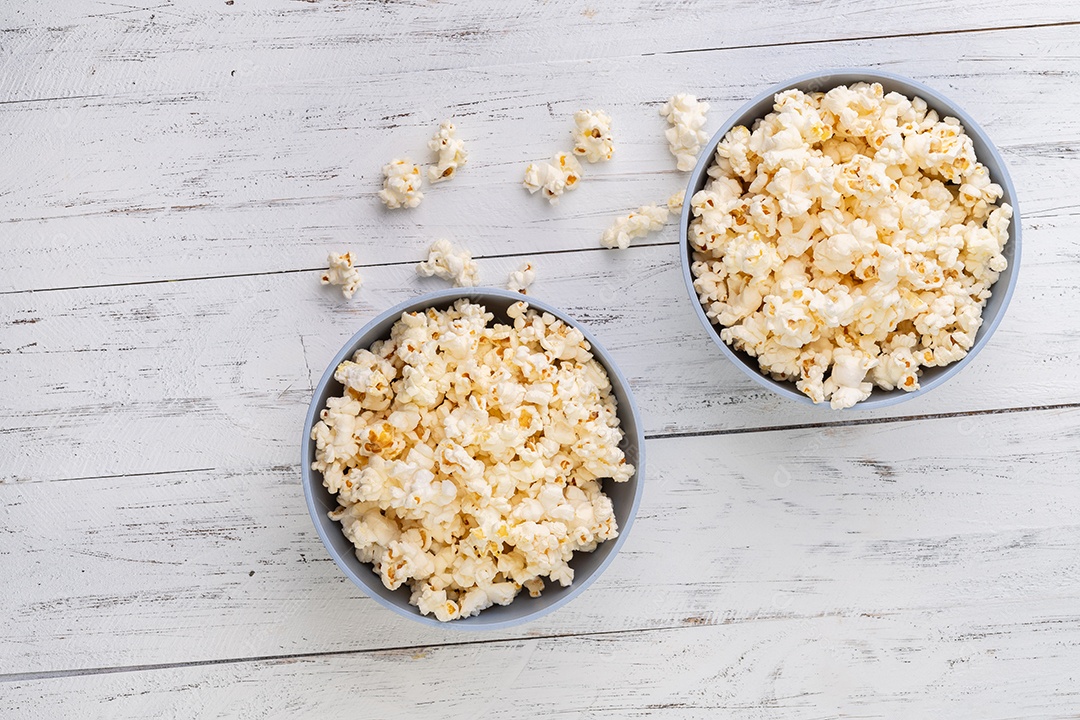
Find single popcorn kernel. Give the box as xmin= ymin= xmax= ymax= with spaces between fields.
xmin=310 ymin=299 xmax=633 ymax=621
xmin=427 ymin=119 xmax=468 ymax=184
xmin=660 ymin=94 xmax=710 ymax=171
xmin=417 ymin=239 xmax=480 ymax=287
xmin=320 ymin=251 xmax=363 ymax=299
xmin=377 ymin=158 xmax=424 ymax=209
xmin=571 ymin=109 xmax=615 ymax=163
xmin=506 ymin=262 xmax=536 ymax=294
xmin=689 ymin=83 xmax=1011 ymax=409
xmin=667 ymin=190 xmax=685 ymax=212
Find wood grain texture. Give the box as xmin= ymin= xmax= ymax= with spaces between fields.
xmin=4 ymin=1 xmax=1079 ymax=101
xmin=2 ymin=23 xmax=1078 ymax=292
xmin=3 ymin=407 xmax=1079 ymax=679
xmin=6 ymin=600 xmax=1080 ymax=719
xmin=2 ymin=219 xmax=1078 ymax=483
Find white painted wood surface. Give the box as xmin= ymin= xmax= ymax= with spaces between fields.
xmin=2 ymin=1 xmax=1080 ymax=717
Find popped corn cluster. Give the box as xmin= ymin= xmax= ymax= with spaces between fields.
xmin=524 ymin=109 xmax=615 ymax=204
xmin=378 ymin=158 xmax=424 ymax=209
xmin=601 ymin=204 xmax=669 ymax=250
xmin=310 ymin=299 xmax=634 ymax=621
xmin=506 ymin=262 xmax=536 ymax=294
xmin=599 ymin=191 xmax=685 ymax=250
xmin=523 ymin=152 xmax=583 ymax=204
xmin=321 ymin=252 xmax=363 ymax=299
xmin=427 ymin=120 xmax=468 ymax=184
xmin=661 ymin=94 xmax=710 ymax=171
xmin=572 ymin=109 xmax=615 ymax=163
xmin=417 ymin=239 xmax=480 ymax=288
xmin=689 ymin=83 xmax=1012 ymax=409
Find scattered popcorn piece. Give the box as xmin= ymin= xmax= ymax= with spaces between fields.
xmin=523 ymin=152 xmax=582 ymax=204
xmin=601 ymin=204 xmax=669 ymax=250
xmin=427 ymin=120 xmax=468 ymax=184
xmin=417 ymin=239 xmax=479 ymax=287
xmin=571 ymin=109 xmax=615 ymax=163
xmin=311 ymin=299 xmax=633 ymax=621
xmin=660 ymin=94 xmax=710 ymax=171
xmin=378 ymin=158 xmax=424 ymax=209
xmin=506 ymin=262 xmax=536 ymax=294
xmin=667 ymin=190 xmax=685 ymax=212
xmin=689 ymin=83 xmax=1012 ymax=409
xmin=320 ymin=252 xmax=363 ymax=299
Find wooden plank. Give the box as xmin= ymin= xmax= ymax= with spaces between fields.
xmin=4 ymin=2 xmax=1078 ymax=102
xmin=5 ymin=602 xmax=1080 ymax=718
xmin=3 ymin=197 xmax=1079 ymax=483
xmin=2 ymin=23 xmax=1077 ymax=292
xmin=3 ymin=407 xmax=1079 ymax=676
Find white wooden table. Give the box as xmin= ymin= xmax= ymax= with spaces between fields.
xmin=3 ymin=2 xmax=1080 ymax=717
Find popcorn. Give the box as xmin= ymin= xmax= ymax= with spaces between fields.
xmin=689 ymin=83 xmax=1012 ymax=408
xmin=600 ymin=203 xmax=669 ymax=250
xmin=320 ymin=252 xmax=363 ymax=299
xmin=417 ymin=239 xmax=479 ymax=287
xmin=667 ymin=190 xmax=685 ymax=212
xmin=571 ymin=109 xmax=614 ymax=163
xmin=523 ymin=152 xmax=582 ymax=204
xmin=377 ymin=158 xmax=424 ymax=209
xmin=312 ymin=300 xmax=633 ymax=621
xmin=660 ymin=94 xmax=710 ymax=171
xmin=506 ymin=262 xmax=536 ymax=294
xmin=822 ymin=347 xmax=877 ymax=410
xmin=427 ymin=120 xmax=468 ymax=183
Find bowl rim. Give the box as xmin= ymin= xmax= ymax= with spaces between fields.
xmin=678 ymin=67 xmax=1023 ymax=410
xmin=301 ymin=286 xmax=647 ymax=630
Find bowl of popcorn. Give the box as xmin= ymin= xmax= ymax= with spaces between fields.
xmin=302 ymin=288 xmax=644 ymax=627
xmin=680 ymin=69 xmax=1021 ymax=409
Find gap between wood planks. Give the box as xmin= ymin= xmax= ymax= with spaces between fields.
xmin=12 ymin=400 xmax=1080 ymax=483
xmin=643 ymin=19 xmax=1080 ymax=59
xmin=646 ymin=401 xmax=1080 ymax=440
xmin=7 ymin=466 xmax=217 ymax=487
xmin=0 ymin=624 xmax=706 ymax=684
xmin=6 ymin=556 xmax=1078 ymax=685
xmin=0 ymin=598 xmax=982 ymax=685
xmin=0 ymin=93 xmax=107 ymax=107
xmin=0 ymin=240 xmax=674 ymax=296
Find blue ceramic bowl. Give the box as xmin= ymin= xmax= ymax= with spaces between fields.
xmin=302 ymin=287 xmax=645 ymax=628
xmin=680 ymin=69 xmax=1022 ymax=410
